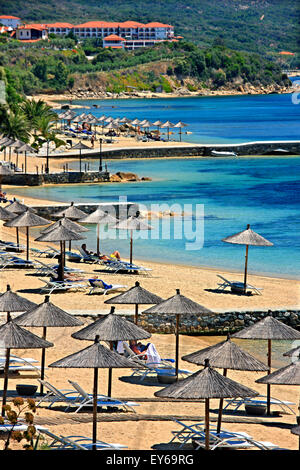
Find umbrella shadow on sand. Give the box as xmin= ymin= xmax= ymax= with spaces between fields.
xmin=118 ymin=375 xmax=160 ymax=387
xmin=204 ymin=288 xmax=253 ymax=296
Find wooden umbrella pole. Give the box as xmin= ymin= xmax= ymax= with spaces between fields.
xmin=205 ymin=398 xmax=210 ymax=450
xmin=267 ymin=339 xmax=272 ymax=415
xmin=97 ymin=223 xmax=100 ymax=256
xmin=16 ymin=227 xmax=19 ymax=248
xmin=107 ymin=342 xmax=113 ymax=397
xmin=244 ymin=244 xmax=249 ymax=292
xmin=2 ymin=347 xmax=11 ymax=417
xmin=92 ymin=367 xmax=98 ymax=449
xmin=26 ymin=226 xmax=29 ymax=261
xmin=40 ymin=326 xmax=47 ymax=395
xmin=175 ymin=314 xmax=180 ymax=380
xmin=130 ymin=230 xmax=133 ymax=265
xmin=217 ymin=368 xmax=227 ymax=434
xmin=134 ymin=304 xmax=139 ymax=325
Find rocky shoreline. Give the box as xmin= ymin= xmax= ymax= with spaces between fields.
xmin=32 ymin=82 xmax=294 ymax=108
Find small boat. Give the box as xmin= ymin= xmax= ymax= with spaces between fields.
xmin=210 ymin=150 xmax=237 ymax=157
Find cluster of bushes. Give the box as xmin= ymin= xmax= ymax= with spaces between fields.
xmin=0 ymin=37 xmax=290 ymax=96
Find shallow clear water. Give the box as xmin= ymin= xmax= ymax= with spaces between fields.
xmin=12 ymin=156 xmax=300 ymax=279
xmin=59 ymin=92 xmax=300 ymax=144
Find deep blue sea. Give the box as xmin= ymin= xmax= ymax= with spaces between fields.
xmin=57 ymin=90 xmax=300 ymax=144
xmin=13 ymin=155 xmax=300 ymax=279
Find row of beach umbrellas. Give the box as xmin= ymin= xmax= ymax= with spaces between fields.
xmin=0 ymin=137 xmax=36 ymax=173
xmin=0 ymin=282 xmax=299 ymax=450
xmin=59 ymin=111 xmax=188 ymax=141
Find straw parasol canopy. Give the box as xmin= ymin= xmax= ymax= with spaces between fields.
xmin=222 ymin=224 xmax=273 ymax=293
xmin=112 ymin=210 xmax=152 ymax=265
xmin=143 ymin=289 xmax=213 ymax=378
xmin=72 ymin=141 xmax=90 ymax=173
xmin=0 ymin=284 xmax=37 ymax=321
xmin=17 ymin=143 xmax=36 ymax=173
xmin=0 ymin=315 xmax=53 ymax=416
xmin=174 ymin=121 xmax=188 ymax=141
xmin=52 ymin=201 xmax=87 ymax=220
xmin=0 ymin=206 xmax=15 ymax=221
xmin=78 ymin=208 xmax=117 ymax=256
xmin=182 ymin=333 xmax=268 ymax=433
xmin=4 ymin=209 xmax=50 ymax=260
xmin=5 ymin=198 xmax=35 ymax=214
xmin=161 ymin=121 xmax=175 ymax=140
xmin=232 ymin=312 xmax=300 ymax=414
xmin=256 ymin=355 xmax=300 ymax=442
xmin=105 ymin=280 xmax=163 ymax=324
xmin=35 ymin=222 xmax=86 ymax=281
xmin=155 ymin=358 xmax=258 ymax=450
xmin=72 ymin=305 xmax=151 ymax=396
xmin=49 ymin=336 xmax=141 ymax=448
xmin=15 ymin=295 xmax=83 ymax=394
xmin=41 ymin=215 xmax=89 ymax=235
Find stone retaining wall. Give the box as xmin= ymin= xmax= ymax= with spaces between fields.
xmin=136 ymin=309 xmax=300 ymax=335
xmin=59 ymin=141 xmax=300 ymax=160
xmin=32 ymin=202 xmax=139 ymax=220
xmin=2 ymin=171 xmax=110 ymax=186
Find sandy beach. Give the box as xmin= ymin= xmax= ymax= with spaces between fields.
xmin=0 ymin=190 xmax=299 ymax=451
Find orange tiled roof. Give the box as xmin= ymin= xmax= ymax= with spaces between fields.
xmin=18 ymin=24 xmax=48 ymax=31
xmin=279 ymin=51 xmax=295 ymax=55
xmin=46 ymin=22 xmax=74 ymax=28
xmin=103 ymin=34 xmax=125 ymax=41
xmin=0 ymin=15 xmax=20 ymax=19
xmin=75 ymin=21 xmax=120 ymax=28
xmin=144 ymin=22 xmax=172 ymax=28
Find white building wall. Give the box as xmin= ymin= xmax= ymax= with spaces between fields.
xmin=0 ymin=17 xmax=20 ymax=28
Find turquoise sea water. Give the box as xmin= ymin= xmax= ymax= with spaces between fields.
xmin=60 ymin=92 xmax=300 ymax=144
xmin=12 ymin=155 xmax=300 ymax=279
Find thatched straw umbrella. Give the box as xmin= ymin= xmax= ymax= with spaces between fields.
xmin=35 ymin=222 xmax=86 ymax=281
xmin=5 ymin=199 xmax=36 ymax=248
xmin=49 ymin=336 xmax=141 ymax=449
xmin=232 ymin=312 xmax=300 ymax=415
xmin=0 ymin=315 xmax=53 ymax=416
xmin=4 ymin=209 xmax=50 ymax=261
xmin=161 ymin=121 xmax=175 ymax=141
xmin=72 ymin=306 xmax=151 ymax=396
xmin=0 ymin=205 xmax=15 ymax=223
xmin=143 ymin=289 xmax=213 ymax=378
xmin=112 ymin=211 xmax=152 ymax=265
xmin=17 ymin=143 xmax=36 ymax=174
xmin=182 ymin=334 xmax=268 ymax=433
xmin=0 ymin=165 xmax=13 ymax=192
xmin=73 ymin=141 xmax=90 ymax=174
xmin=222 ymin=224 xmax=273 ymax=293
xmin=256 ymin=355 xmax=300 ymax=447
xmin=15 ymin=295 xmax=83 ymax=394
xmin=284 ymin=346 xmax=300 ymax=359
xmin=6 ymin=140 xmax=25 ymax=164
xmin=105 ymin=280 xmax=163 ymax=325
xmin=155 ymin=358 xmax=258 ymax=450
xmin=41 ymin=215 xmax=89 ymax=236
xmin=78 ymin=208 xmax=117 ymax=256
xmin=41 ymin=214 xmax=89 ymax=253
xmin=0 ymin=284 xmax=37 ymax=322
xmin=174 ymin=121 xmax=188 ymax=142
xmin=52 ymin=201 xmax=87 ymax=220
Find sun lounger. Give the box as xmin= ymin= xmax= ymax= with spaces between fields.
xmin=75 ymin=246 xmax=101 ymax=264
xmin=103 ymin=259 xmax=152 ymax=275
xmin=216 ymin=275 xmax=263 ymax=295
xmin=223 ymin=394 xmax=296 ymax=414
xmin=122 ymin=342 xmax=191 ymax=381
xmin=39 ymin=429 xmax=127 ymax=450
xmin=38 ymin=278 xmax=87 ymax=295
xmin=0 ymin=256 xmax=38 ymax=270
xmin=34 ymin=259 xmax=85 ymax=276
xmin=193 ymin=436 xmax=283 ymax=450
xmin=36 ymin=380 xmax=87 ymax=411
xmin=68 ymin=380 xmax=139 ymax=413
xmin=88 ymin=279 xmax=127 ymax=295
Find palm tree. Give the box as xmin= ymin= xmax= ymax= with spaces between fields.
xmin=32 ymin=115 xmax=65 ymax=173
xmin=21 ymin=99 xmax=58 ymax=135
xmin=0 ymin=108 xmax=30 ymax=142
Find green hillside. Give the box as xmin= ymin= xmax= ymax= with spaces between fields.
xmin=0 ymin=0 xmax=299 ymax=55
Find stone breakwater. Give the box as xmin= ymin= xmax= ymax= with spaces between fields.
xmin=136 ymin=309 xmax=300 ymax=335
xmin=2 ymin=170 xmax=110 ymax=186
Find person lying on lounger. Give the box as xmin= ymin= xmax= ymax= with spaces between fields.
xmin=81 ymin=243 xmax=121 ymax=261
